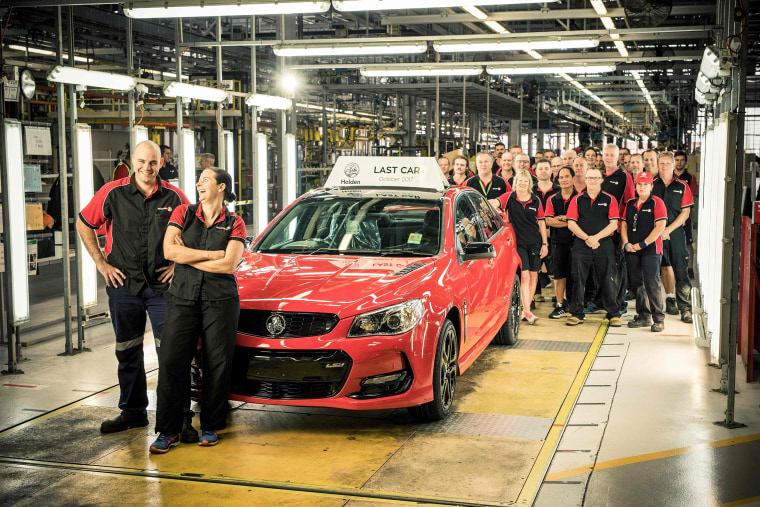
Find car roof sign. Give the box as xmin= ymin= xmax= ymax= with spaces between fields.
xmin=325 ymin=156 xmax=450 ymax=193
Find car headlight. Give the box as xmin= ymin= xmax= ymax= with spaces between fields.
xmin=347 ymin=299 xmax=425 ymax=337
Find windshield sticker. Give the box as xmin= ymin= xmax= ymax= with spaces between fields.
xmin=407 ymin=233 xmax=422 ymax=245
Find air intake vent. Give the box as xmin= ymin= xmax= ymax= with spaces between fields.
xmin=390 ymin=262 xmax=428 ymax=277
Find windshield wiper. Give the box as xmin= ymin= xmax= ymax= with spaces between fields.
xmin=378 ymin=250 xmax=432 ymax=257
xmin=305 ymin=247 xmax=381 ymax=256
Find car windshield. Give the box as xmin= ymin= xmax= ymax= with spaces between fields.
xmin=255 ymin=194 xmax=443 ymax=256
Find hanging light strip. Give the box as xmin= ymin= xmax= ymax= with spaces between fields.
xmin=273 ymin=42 xmax=427 ymax=57
xmin=434 ymin=38 xmax=598 ymax=53
xmin=334 ymin=0 xmax=556 ymax=12
xmin=47 ymin=66 xmax=136 ymax=91
xmin=487 ymin=65 xmax=615 ymax=75
xmin=361 ymin=66 xmax=483 ymax=77
xmin=124 ymin=1 xmax=330 ymax=18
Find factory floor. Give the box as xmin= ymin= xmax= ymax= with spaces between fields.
xmin=1 ymin=266 xmax=759 ymax=506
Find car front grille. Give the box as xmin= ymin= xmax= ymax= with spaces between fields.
xmin=230 ymin=347 xmax=352 ymax=400
xmin=238 ymin=310 xmax=340 ymax=338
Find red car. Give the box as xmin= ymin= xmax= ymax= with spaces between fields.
xmin=225 ymin=157 xmax=522 ymax=420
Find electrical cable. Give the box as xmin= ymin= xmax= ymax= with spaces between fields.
xmin=0 ymin=7 xmax=12 ymax=47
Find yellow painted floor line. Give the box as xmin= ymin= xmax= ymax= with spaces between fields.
xmin=545 ymin=432 xmax=760 ymax=482
xmin=514 ymin=321 xmax=608 ymax=506
xmin=717 ymin=494 xmax=760 ymax=507
xmin=0 ymin=456 xmax=512 ymax=507
xmin=0 ymin=369 xmax=157 ymax=438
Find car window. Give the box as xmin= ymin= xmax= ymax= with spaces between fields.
xmin=255 ymin=194 xmax=442 ymax=257
xmin=466 ymin=192 xmax=502 ymax=239
xmin=454 ymin=195 xmax=485 ymax=247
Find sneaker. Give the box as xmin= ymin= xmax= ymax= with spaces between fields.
xmin=534 ymin=294 xmax=545 ymax=303
xmin=583 ymin=302 xmax=602 ymax=314
xmin=651 ymin=322 xmax=665 ymax=332
xmin=180 ymin=419 xmax=199 ymax=444
xmin=566 ymin=316 xmax=584 ymax=326
xmin=681 ymin=310 xmax=693 ymax=323
xmin=548 ymin=307 xmax=567 ymax=319
xmin=149 ymin=433 xmax=180 ymax=454
xmin=199 ymin=430 xmax=219 ymax=447
xmin=665 ymin=297 xmax=679 ymax=315
xmin=628 ymin=316 xmax=653 ymax=328
xmin=100 ymin=414 xmax=149 ymax=434
xmin=609 ymin=316 xmax=623 ymax=327
xmin=522 ymin=311 xmax=539 ymax=325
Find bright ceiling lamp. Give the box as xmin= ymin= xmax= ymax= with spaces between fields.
xmin=590 ymin=0 xmax=607 ymax=15
xmin=487 ymin=65 xmax=614 ymax=75
xmin=47 ymin=65 xmax=136 ymax=91
xmin=334 ymin=0 xmax=555 ymax=11
xmin=246 ymin=93 xmax=292 ymax=110
xmin=435 ymin=38 xmax=598 ymax=53
xmin=526 ymin=49 xmax=542 ymax=59
xmin=124 ymin=1 xmax=330 ymax=18
xmin=164 ymin=81 xmax=227 ymax=102
xmin=273 ymin=41 xmax=427 ymax=57
xmin=483 ymin=20 xmax=507 ymax=33
xmin=461 ymin=5 xmax=487 ymax=19
xmin=600 ymin=16 xmax=616 ymax=30
xmin=361 ymin=66 xmax=481 ymax=77
xmin=8 ymin=44 xmax=91 ymax=63
xmin=613 ymin=40 xmax=628 ymax=57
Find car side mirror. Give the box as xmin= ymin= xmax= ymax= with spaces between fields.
xmin=245 ymin=236 xmax=254 ymax=249
xmin=462 ymin=242 xmax=496 ymax=261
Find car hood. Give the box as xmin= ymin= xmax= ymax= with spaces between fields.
xmin=235 ymin=253 xmax=436 ymax=317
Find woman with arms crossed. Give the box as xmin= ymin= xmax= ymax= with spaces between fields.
xmin=150 ymin=167 xmax=246 ymax=453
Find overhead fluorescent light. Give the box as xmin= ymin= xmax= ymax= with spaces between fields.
xmin=434 ymin=38 xmax=598 ymax=53
xmin=224 ymin=131 xmax=236 ymax=213
xmin=164 ymin=81 xmax=227 ymax=102
xmin=461 ymin=5 xmax=487 ymax=19
xmin=526 ymin=49 xmax=543 ymax=59
xmin=8 ymin=44 xmax=92 ymax=63
xmin=487 ymin=65 xmax=615 ymax=75
xmin=335 ymin=0 xmax=555 ymax=11
xmin=75 ymin=124 xmax=98 ymax=308
xmin=3 ymin=119 xmax=30 ymax=324
xmin=47 ymin=65 xmax=136 ymax=91
xmin=600 ymin=16 xmax=616 ymax=30
xmin=246 ymin=93 xmax=292 ymax=110
xmin=361 ymin=66 xmax=482 ymax=77
xmin=613 ymin=40 xmax=628 ymax=57
xmin=124 ymin=1 xmax=330 ymax=19
xmin=181 ymin=128 xmax=196 ymax=204
xmin=273 ymin=42 xmax=427 ymax=57
xmin=255 ymin=133 xmax=269 ymax=235
xmin=590 ymin=0 xmax=607 ymax=15
xmin=283 ymin=133 xmax=297 ymax=208
xmin=483 ymin=20 xmax=507 ymax=33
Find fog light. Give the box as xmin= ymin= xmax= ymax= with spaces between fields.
xmin=361 ymin=371 xmax=407 ymax=386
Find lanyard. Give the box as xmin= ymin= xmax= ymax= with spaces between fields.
xmin=479 ymin=179 xmax=492 ymax=196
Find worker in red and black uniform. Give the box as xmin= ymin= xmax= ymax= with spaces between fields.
xmin=491 ymin=142 xmax=506 ymax=173
xmin=467 ymin=152 xmax=511 ymax=210
xmin=565 ymin=167 xmax=622 ymax=327
xmin=674 ymin=150 xmax=698 ymax=278
xmin=545 ymin=166 xmax=578 ymax=319
xmin=502 ymin=169 xmax=548 ymax=325
xmin=510 ymin=153 xmax=538 ymax=187
xmin=533 ymin=158 xmax=559 ymax=303
xmin=621 ymin=171 xmax=668 ymax=332
xmin=151 ymin=167 xmax=246 ymax=453
xmin=652 ymin=152 xmax=694 ymax=323
xmin=77 ymin=140 xmax=190 ymax=434
xmin=448 ymin=155 xmax=473 ymax=186
xmin=589 ymin=143 xmax=634 ymax=317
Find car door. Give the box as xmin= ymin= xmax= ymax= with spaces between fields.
xmin=453 ymin=193 xmax=498 ymax=354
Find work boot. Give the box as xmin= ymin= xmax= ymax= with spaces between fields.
xmin=566 ymin=316 xmax=584 ymax=326
xmin=665 ymin=297 xmax=679 ymax=315
xmin=681 ymin=310 xmax=693 ymax=323
xmin=100 ymin=414 xmax=149 ymax=434
xmin=627 ymin=315 xmax=653 ymax=328
xmin=651 ymin=321 xmax=665 ymax=332
xmin=608 ymin=316 xmax=623 ymax=327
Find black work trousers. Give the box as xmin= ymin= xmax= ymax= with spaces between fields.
xmin=627 ymin=253 xmax=665 ymax=323
xmin=156 ymin=295 xmax=240 ymax=435
xmin=663 ymin=227 xmax=692 ymax=313
xmin=569 ymin=238 xmax=618 ymax=320
xmin=593 ymin=233 xmax=626 ymax=314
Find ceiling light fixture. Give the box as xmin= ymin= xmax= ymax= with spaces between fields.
xmin=9 ymin=44 xmax=92 ymax=63
xmin=47 ymin=65 xmax=136 ymax=91
xmin=334 ymin=0 xmax=556 ymax=11
xmin=613 ymin=40 xmax=628 ymax=57
xmin=361 ymin=66 xmax=482 ymax=77
xmin=487 ymin=65 xmax=614 ymax=75
xmin=434 ymin=38 xmax=598 ymax=53
xmin=589 ymin=0 xmax=607 ymax=15
xmin=273 ymin=41 xmax=427 ymax=57
xmin=163 ymin=81 xmax=227 ymax=102
xmin=526 ymin=49 xmax=543 ymax=59
xmin=461 ymin=5 xmax=487 ymax=20
xmin=600 ymin=16 xmax=616 ymax=30
xmin=124 ymin=1 xmax=330 ymax=18
xmin=246 ymin=93 xmax=292 ymax=110
xmin=483 ymin=20 xmax=507 ymax=33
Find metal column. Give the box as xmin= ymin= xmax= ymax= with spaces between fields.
xmin=217 ymin=17 xmax=225 ymax=170
xmin=176 ymin=18 xmax=186 ymax=193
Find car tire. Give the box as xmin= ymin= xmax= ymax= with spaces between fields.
xmin=408 ymin=319 xmax=458 ymax=421
xmin=494 ymin=272 xmax=521 ymax=346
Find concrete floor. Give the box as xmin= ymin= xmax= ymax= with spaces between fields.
xmin=1 ymin=267 xmax=759 ymax=506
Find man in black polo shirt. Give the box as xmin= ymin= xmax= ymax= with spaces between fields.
xmin=492 ymin=142 xmax=506 ymax=173
xmin=674 ymin=150 xmax=698 ymax=278
xmin=467 ymin=152 xmax=511 ymax=210
xmin=159 ymin=144 xmax=179 ymax=181
xmin=652 ymin=152 xmax=694 ymax=323
xmin=77 ymin=140 xmax=191 ymax=435
xmin=565 ymin=167 xmax=621 ymax=327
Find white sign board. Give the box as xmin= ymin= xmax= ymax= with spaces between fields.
xmin=3 ymin=78 xmax=19 ymax=102
xmin=24 ymin=126 xmax=53 ymax=156
xmin=325 ymin=156 xmax=449 ymax=192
